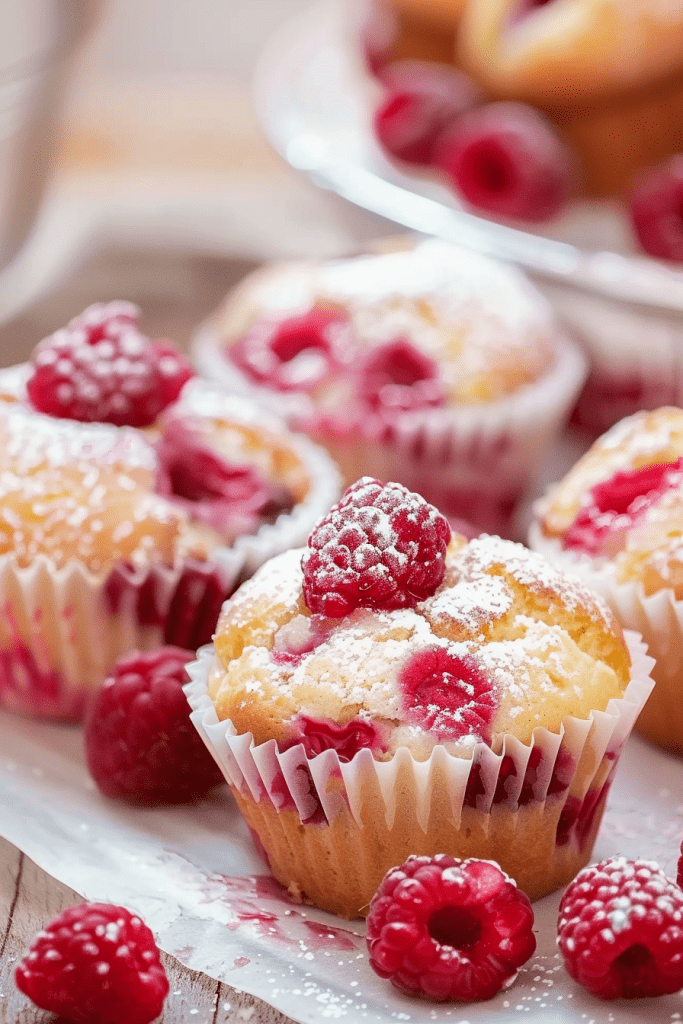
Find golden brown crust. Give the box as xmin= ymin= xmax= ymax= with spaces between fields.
xmin=0 ymin=378 xmax=311 ymax=574
xmin=211 ymin=536 xmax=630 ymax=754
xmin=214 ymin=239 xmax=558 ymax=406
xmin=231 ymin=770 xmax=607 ymax=915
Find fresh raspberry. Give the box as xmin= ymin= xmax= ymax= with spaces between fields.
xmin=434 ymin=102 xmax=573 ymax=222
xmin=629 ymin=155 xmax=683 ymax=261
xmin=357 ymin=338 xmax=446 ymax=414
xmin=228 ymin=309 xmax=355 ymax=392
xmin=373 ymin=62 xmax=477 ymax=166
xmin=558 ymin=856 xmax=683 ymax=999
xmin=563 ymin=458 xmax=683 ymax=555
xmin=84 ymin=647 xmax=223 ymax=804
xmin=678 ymin=838 xmax=683 ymax=890
xmin=399 ymin=647 xmax=497 ymax=743
xmin=366 ymin=855 xmax=536 ymax=1001
xmin=301 ymin=477 xmax=451 ymax=617
xmin=26 ymin=301 xmax=194 ymax=426
xmin=15 ymin=902 xmax=169 ymax=1024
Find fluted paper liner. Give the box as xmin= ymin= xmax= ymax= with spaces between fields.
xmin=0 ymin=430 xmax=339 ymax=721
xmin=195 ymin=319 xmax=587 ymax=533
xmin=530 ymin=518 xmax=683 ymax=753
xmin=185 ymin=633 xmax=653 ymax=915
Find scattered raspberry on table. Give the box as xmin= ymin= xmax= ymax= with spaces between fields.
xmin=84 ymin=646 xmax=224 ymax=804
xmin=366 ymin=854 xmax=536 ymax=1001
xmin=558 ymin=855 xmax=683 ymax=999
xmin=15 ymin=902 xmax=169 ymax=1024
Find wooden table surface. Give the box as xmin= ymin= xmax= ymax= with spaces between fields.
xmin=0 ymin=74 xmax=368 ymax=1024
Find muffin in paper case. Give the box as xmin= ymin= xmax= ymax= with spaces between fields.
xmin=529 ymin=406 xmax=683 ymax=755
xmin=184 ymin=527 xmax=653 ymax=919
xmin=192 ymin=238 xmax=587 ymax=535
xmin=0 ymin=391 xmax=340 ymax=722
xmin=530 ymin=524 xmax=683 ymax=756
xmin=186 ymin=635 xmax=652 ymax=918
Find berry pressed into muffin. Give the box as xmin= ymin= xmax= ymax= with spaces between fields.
xmin=531 ymin=405 xmax=683 ymax=755
xmin=0 ymin=302 xmax=339 ymax=720
xmin=194 ymin=238 xmax=586 ymax=533
xmin=187 ymin=478 xmax=652 ymax=917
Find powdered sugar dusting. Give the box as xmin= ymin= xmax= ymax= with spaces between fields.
xmin=223 ymin=238 xmax=556 ymax=404
xmin=214 ymin=532 xmax=628 ymax=754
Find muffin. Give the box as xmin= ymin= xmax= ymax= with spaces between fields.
xmin=193 ymin=238 xmax=586 ymax=535
xmin=0 ymin=302 xmax=339 ymax=721
xmin=530 ymin=405 xmax=683 ymax=755
xmin=360 ymin=0 xmax=683 ymax=199
xmin=186 ymin=478 xmax=653 ymax=918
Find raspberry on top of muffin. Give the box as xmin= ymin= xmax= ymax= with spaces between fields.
xmin=209 ymin=477 xmax=630 ymax=762
xmin=537 ymin=406 xmax=683 ymax=597
xmin=0 ymin=302 xmax=313 ymax=570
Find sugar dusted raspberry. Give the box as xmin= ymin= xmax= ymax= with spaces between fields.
xmin=26 ymin=301 xmax=194 ymax=427
xmin=357 ymin=338 xmax=446 ymax=414
xmin=301 ymin=477 xmax=451 ymax=616
xmin=15 ymin=902 xmax=169 ymax=1024
xmin=558 ymin=856 xmax=683 ymax=999
xmin=373 ymin=62 xmax=476 ymax=166
xmin=367 ymin=855 xmax=536 ymax=1001
xmin=399 ymin=646 xmax=497 ymax=744
xmin=228 ymin=309 xmax=355 ymax=392
xmin=629 ymin=155 xmax=683 ymax=262
xmin=563 ymin=458 xmax=683 ymax=555
xmin=84 ymin=647 xmax=223 ymax=804
xmin=678 ymin=839 xmax=683 ymax=890
xmin=434 ymin=102 xmax=573 ymax=222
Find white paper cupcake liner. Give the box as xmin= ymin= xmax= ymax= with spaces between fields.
xmin=543 ymin=282 xmax=683 ymax=433
xmin=529 ymin=517 xmax=683 ymax=751
xmin=185 ymin=632 xmax=653 ymax=910
xmin=194 ymin=318 xmax=586 ymax=533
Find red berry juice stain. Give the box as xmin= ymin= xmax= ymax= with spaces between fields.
xmin=302 ymin=921 xmax=361 ymax=951
xmin=233 ymin=957 xmax=250 ymax=968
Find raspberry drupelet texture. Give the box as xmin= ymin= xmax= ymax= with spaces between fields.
xmin=558 ymin=856 xmax=683 ymax=999
xmin=26 ymin=300 xmax=194 ymax=427
xmin=84 ymin=647 xmax=224 ymax=804
xmin=301 ymin=477 xmax=451 ymax=617
xmin=15 ymin=902 xmax=169 ymax=1024
xmin=366 ymin=854 xmax=536 ymax=1001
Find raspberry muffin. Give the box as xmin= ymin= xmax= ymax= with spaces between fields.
xmin=193 ymin=238 xmax=586 ymax=535
xmin=0 ymin=302 xmax=339 ymax=721
xmin=530 ymin=405 xmax=683 ymax=755
xmin=186 ymin=478 xmax=652 ymax=918
xmin=361 ymin=0 xmax=683 ymax=200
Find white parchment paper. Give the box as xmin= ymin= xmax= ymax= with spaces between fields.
xmin=1 ymin=709 xmax=683 ymax=1024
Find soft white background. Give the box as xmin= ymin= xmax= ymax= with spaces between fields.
xmin=75 ymin=0 xmax=314 ymax=86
